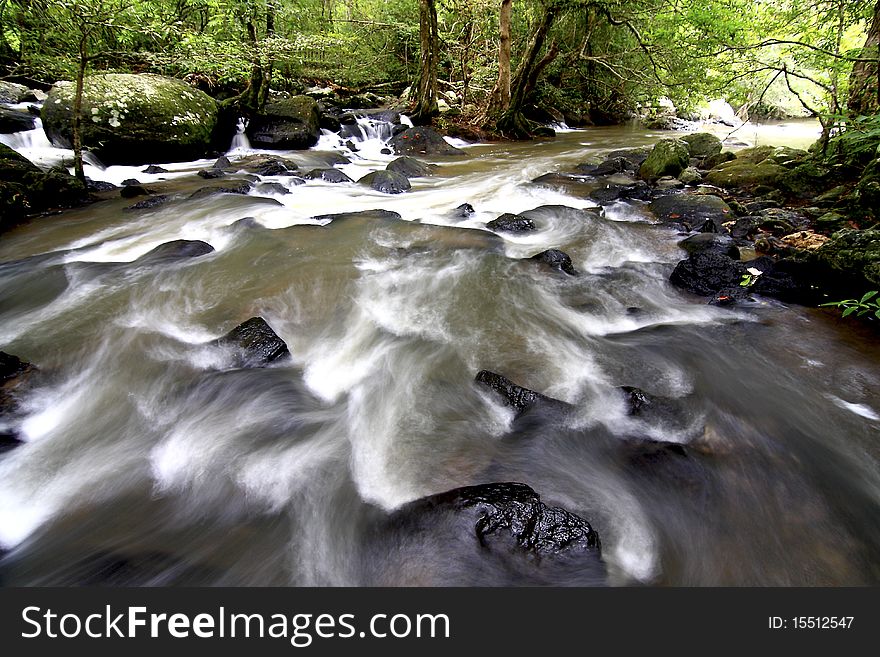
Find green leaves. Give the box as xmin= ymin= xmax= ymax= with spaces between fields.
xmin=820 ymin=290 xmax=880 ymax=320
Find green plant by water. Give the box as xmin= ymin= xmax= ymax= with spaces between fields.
xmin=820 ymin=291 xmax=880 ymax=319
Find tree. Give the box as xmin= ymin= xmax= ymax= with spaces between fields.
xmin=411 ymin=0 xmax=439 ymax=123
xmin=849 ymin=0 xmax=880 ymax=115
xmin=487 ymin=0 xmax=513 ymax=115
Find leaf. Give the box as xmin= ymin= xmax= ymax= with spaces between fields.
xmin=859 ymin=291 xmax=878 ymax=304
xmin=875 ymin=308 xmax=880 ymax=319
xmin=842 ymin=307 xmax=857 ymax=317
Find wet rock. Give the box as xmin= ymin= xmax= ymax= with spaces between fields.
xmin=705 ymin=158 xmax=786 ymax=190
xmin=475 ymin=370 xmax=570 ymax=417
xmin=358 ymin=170 xmax=411 ymax=194
xmin=389 ymin=127 xmax=465 ymax=156
xmin=530 ymin=249 xmax=577 ymax=275
xmin=780 ymin=230 xmax=830 ymax=251
xmin=816 ymin=229 xmax=880 ymax=287
xmin=0 ymin=107 xmax=36 ymax=133
xmin=188 ymin=182 xmax=253 ymax=199
xmin=125 ymin=195 xmax=169 ymax=210
xmin=677 ymin=233 xmax=740 ymax=258
xmin=679 ymin=167 xmax=703 ymax=185
xmin=593 ymin=156 xmax=634 ymax=176
xmin=649 ymin=193 xmax=732 ymax=231
xmin=237 ymin=155 xmax=298 ymax=176
xmin=0 ymin=80 xmax=31 ymax=104
xmin=703 ymin=151 xmax=737 ymax=170
xmin=750 ymin=259 xmax=825 ymax=304
xmin=453 ymin=203 xmax=475 ymax=218
xmin=86 ymin=178 xmax=117 ymax=192
xmin=639 ymin=138 xmax=690 ymax=181
xmin=1 ymin=351 xmax=37 ymax=418
xmin=656 ymin=176 xmax=684 ymax=190
xmin=214 ymin=317 xmax=290 ymax=368
xmin=120 ymin=184 xmax=151 ymax=199
xmin=135 ymin=240 xmax=214 ymax=265
xmin=121 ymin=178 xmax=140 ymax=186
xmin=246 ymin=95 xmax=321 ymax=149
xmin=604 ymin=147 xmax=650 ymax=167
xmin=487 ymin=213 xmax=536 ymax=233
xmin=303 ymin=168 xmax=353 ymax=183
xmin=386 ymin=156 xmax=437 ymax=178
xmin=312 ymin=209 xmax=403 ymax=223
xmin=212 ymin=155 xmax=231 ymax=170
xmin=197 ymin=168 xmax=225 ymax=179
xmin=669 ymin=252 xmax=747 ymax=296
xmin=681 ymin=132 xmax=723 ymax=158
xmin=255 ymin=182 xmax=289 ymax=195
xmin=141 ymin=165 xmax=168 ymax=174
xmin=42 ymin=73 xmax=223 ymax=164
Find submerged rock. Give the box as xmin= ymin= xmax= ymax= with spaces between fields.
xmin=530 ymin=249 xmax=577 ymax=275
xmin=246 ymin=95 xmax=321 ymax=150
xmin=125 ymin=195 xmax=169 ymax=210
xmin=215 ymin=317 xmax=290 ymax=368
xmin=135 ymin=240 xmax=214 ymax=265
xmin=677 ymin=233 xmax=740 ymax=259
xmin=389 ymin=127 xmax=465 ymax=156
xmin=358 ymin=170 xmax=411 ymax=194
xmin=42 ymin=73 xmax=225 ymax=164
xmin=1 ymin=351 xmax=37 ymax=417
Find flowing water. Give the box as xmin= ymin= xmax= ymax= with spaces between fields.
xmin=0 ymin=116 xmax=878 ymax=586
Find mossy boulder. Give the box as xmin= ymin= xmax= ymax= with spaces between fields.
xmin=779 ymin=162 xmax=834 ymax=198
xmin=246 ymin=95 xmax=321 ymax=149
xmin=681 ymin=132 xmax=722 ymax=158
xmin=639 ymin=138 xmax=690 ymax=181
xmin=0 ymin=143 xmax=88 ymax=231
xmin=704 ymin=158 xmax=787 ymax=190
xmin=816 ymin=229 xmax=880 ymax=287
xmin=42 ymin=73 xmax=222 ymax=165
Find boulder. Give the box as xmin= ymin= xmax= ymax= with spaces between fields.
xmin=0 ymin=80 xmax=30 ymax=104
xmin=679 ymin=167 xmax=703 ymax=185
xmin=681 ymin=132 xmax=723 ymax=158
xmin=0 ymin=143 xmax=88 ymax=230
xmin=704 ymin=159 xmax=787 ymax=190
xmin=197 ymin=168 xmax=225 ymax=179
xmin=214 ymin=317 xmax=290 ymax=368
xmin=125 ymin=195 xmax=169 ymax=211
xmin=474 ymin=370 xmax=570 ymax=417
xmin=386 ymin=156 xmax=437 ymax=178
xmin=236 ymin=155 xmax=299 ymax=176
xmin=358 ymin=170 xmax=411 ymax=194
xmin=245 ymin=95 xmax=321 ymax=149
xmin=669 ymin=252 xmax=747 ymax=296
xmin=141 ymin=165 xmax=168 ymax=174
xmin=311 ymin=209 xmax=402 ymax=223
xmin=187 ymin=182 xmax=254 ymax=200
xmin=603 ymin=147 xmax=650 ymax=167
xmin=42 ymin=73 xmax=223 ymax=164
xmin=486 ymin=213 xmax=536 ymax=233
xmin=649 ymin=193 xmax=732 ymax=231
xmin=255 ymin=182 xmax=289 ymax=195
xmin=677 ymin=233 xmax=740 ymax=258
xmin=0 ymin=107 xmax=36 ymax=133
xmin=703 ymin=151 xmax=737 ymax=169
xmin=530 ymin=249 xmax=577 ymax=275
xmin=303 ymin=168 xmax=353 ymax=183
xmin=389 ymin=127 xmax=465 ymax=156
xmin=816 ymin=229 xmax=880 ymax=287
xmin=639 ymin=138 xmax=690 ymax=181
xmin=452 ymin=203 xmax=475 ymax=218
xmin=750 ymin=259 xmax=825 ymax=305
xmin=1 ymin=351 xmax=37 ymax=417
xmin=135 ymin=240 xmax=214 ymax=265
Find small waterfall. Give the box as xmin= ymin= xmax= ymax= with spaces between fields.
xmin=228 ymin=118 xmax=251 ymax=152
xmin=0 ymin=117 xmax=53 ymax=151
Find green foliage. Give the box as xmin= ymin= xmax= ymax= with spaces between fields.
xmin=820 ymin=290 xmax=880 ymax=318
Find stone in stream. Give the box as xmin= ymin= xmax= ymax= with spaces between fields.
xmin=255 ymin=182 xmax=289 ymax=195
xmin=212 ymin=155 xmax=232 ymax=170
xmin=388 ymin=127 xmax=465 ymax=156
xmin=187 ymin=181 xmax=254 ymax=199
xmin=134 ymin=240 xmax=215 ymax=265
xmin=677 ymin=233 xmax=740 ymax=259
xmin=245 ymin=95 xmax=321 ymax=150
xmin=638 ymin=138 xmax=690 ymax=181
xmin=358 ymin=170 xmax=411 ymax=194
xmin=386 ymin=156 xmax=437 ymax=178
xmin=303 ymin=168 xmax=353 ymax=183
xmin=669 ymin=252 xmax=747 ymax=296
xmin=214 ymin=317 xmax=290 ymax=368
xmin=120 ymin=184 xmax=151 ymax=199
xmin=486 ymin=212 xmax=535 ymax=233
xmin=1 ymin=351 xmax=39 ymax=452
xmin=530 ymin=249 xmax=577 ymax=275
xmin=125 ymin=195 xmax=169 ymax=210
xmin=452 ymin=203 xmax=475 ymax=217
xmin=649 ymin=193 xmax=732 ymax=232
xmin=680 ymin=132 xmax=723 ymax=158
xmin=86 ymin=178 xmax=117 ymax=192
xmin=0 ymin=107 xmax=36 ymax=133
xmin=197 ymin=168 xmax=225 ymax=179
xmin=311 ymin=209 xmax=402 ymax=224
xmin=237 ymin=155 xmax=299 ymax=176
xmin=141 ymin=165 xmax=168 ymax=174
xmin=368 ymin=482 xmax=604 ymax=586
xmin=475 ymin=370 xmax=571 ymax=418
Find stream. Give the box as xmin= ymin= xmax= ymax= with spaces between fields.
xmin=1 ymin=116 xmax=879 ymax=586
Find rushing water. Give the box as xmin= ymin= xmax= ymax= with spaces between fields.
xmin=0 ymin=116 xmax=878 ymax=586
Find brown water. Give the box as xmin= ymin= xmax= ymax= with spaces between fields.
xmin=0 ymin=118 xmax=878 ymax=586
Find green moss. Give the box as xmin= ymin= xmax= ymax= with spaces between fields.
xmin=639 ymin=138 xmax=690 ymax=181
xmin=704 ymin=159 xmax=787 ymax=189
xmin=817 ymin=229 xmax=880 ymax=286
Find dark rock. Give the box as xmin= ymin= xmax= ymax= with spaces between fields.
xmin=213 ymin=155 xmax=231 ymax=170
xmin=121 ymin=178 xmax=140 ymax=186
xmin=135 ymin=240 xmax=214 ymax=265
xmin=532 ymin=126 xmax=556 ymax=138
xmin=246 ymin=95 xmax=321 ymax=149
xmin=453 ymin=203 xmax=475 ymax=217
xmin=311 ymin=209 xmax=402 ymax=223
xmin=677 ymin=233 xmax=740 ymax=259
xmin=703 ymin=151 xmax=737 ymax=170
xmin=255 ymin=182 xmax=289 ymax=195
xmin=387 ymin=482 xmax=601 ymax=557
xmin=649 ymin=193 xmax=732 ymax=231
xmin=1 ymin=351 xmax=38 ymax=418
xmin=141 ymin=165 xmax=168 ymax=174
xmin=750 ymin=259 xmax=824 ymax=304
xmin=0 ymin=432 xmax=22 ymax=453
xmin=475 ymin=370 xmax=570 ymax=417
xmin=0 ymin=107 xmax=36 ymax=133
xmin=120 ymin=184 xmax=151 ymax=198
xmin=487 ymin=213 xmax=536 ymax=233
xmin=386 ymin=156 xmax=437 ymax=178
xmin=389 ymin=127 xmax=465 ymax=156
xmin=380 ymin=147 xmax=392 ymax=155
xmin=530 ymin=249 xmax=577 ymax=275
xmin=125 ymin=195 xmax=169 ymax=210
xmin=669 ymin=252 xmax=747 ymax=296
xmin=816 ymin=229 xmax=880 ymax=288
xmin=237 ymin=155 xmax=298 ymax=176
xmin=604 ymin=148 xmax=650 ymax=167
xmin=86 ymin=178 xmax=117 ymax=192
xmin=621 ymin=386 xmax=652 ymax=415
xmin=590 ymin=186 xmax=625 ymax=204
xmin=188 ymin=182 xmax=253 ymax=199
xmin=358 ymin=170 xmax=411 ymax=194
xmin=344 ymin=140 xmax=359 ymax=152
xmin=214 ymin=317 xmax=290 ymax=368
xmin=594 ymin=157 xmax=634 ymax=176
xmin=303 ymin=168 xmax=353 ymax=183
xmin=197 ymin=168 xmax=225 ymax=179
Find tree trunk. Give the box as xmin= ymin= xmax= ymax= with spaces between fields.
xmin=487 ymin=0 xmax=513 ymax=116
xmin=848 ymin=0 xmax=880 ymax=116
xmin=496 ymin=5 xmax=559 ymax=138
xmin=72 ymin=36 xmax=87 ymax=184
xmin=411 ymin=0 xmax=439 ymax=124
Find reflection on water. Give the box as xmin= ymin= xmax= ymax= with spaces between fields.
xmin=0 ymin=116 xmax=877 ymax=586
